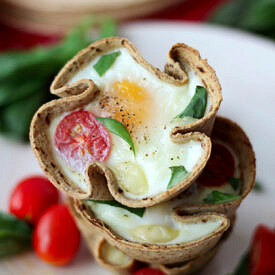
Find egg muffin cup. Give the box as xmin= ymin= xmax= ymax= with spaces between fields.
xmin=30 ymin=37 xmax=222 ymax=208
xmin=71 ymin=196 xmax=229 ymax=264
xmin=68 ymin=197 xmax=235 ymax=274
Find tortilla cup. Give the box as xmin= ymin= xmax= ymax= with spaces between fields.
xmin=69 ymin=197 xmax=234 ymax=274
xmin=71 ymin=197 xmax=229 ymax=264
xmin=30 ymin=37 xmax=218 ymax=207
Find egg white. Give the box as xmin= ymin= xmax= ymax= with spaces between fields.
xmin=86 ymin=198 xmax=222 ymax=245
xmin=49 ymin=48 xmax=210 ymax=197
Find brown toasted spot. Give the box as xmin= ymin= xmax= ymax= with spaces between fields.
xmin=96 ymin=48 xmax=101 ymax=52
xmin=50 ymin=162 xmax=56 ymax=169
xmin=118 ymin=188 xmax=123 ymax=194
xmin=202 ymin=219 xmax=207 ymax=223
xmin=198 ymin=67 xmax=205 ymax=73
xmin=37 ymin=113 xmax=41 ymax=118
xmin=142 ymin=198 xmax=147 ymax=200
xmin=121 ymin=39 xmax=126 ymax=46
xmin=90 ymin=46 xmax=95 ymax=50
xmin=45 ymin=114 xmax=50 ymax=125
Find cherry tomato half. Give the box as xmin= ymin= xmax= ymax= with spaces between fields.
xmin=54 ymin=110 xmax=111 ymax=172
xmin=197 ymin=142 xmax=235 ymax=187
xmin=9 ymin=176 xmax=59 ymax=224
xmin=133 ymin=267 xmax=165 ymax=275
xmin=33 ymin=204 xmax=80 ymax=265
xmin=250 ymin=225 xmax=275 ymax=275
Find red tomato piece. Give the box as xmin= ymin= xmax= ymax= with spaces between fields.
xmin=197 ymin=142 xmax=235 ymax=187
xmin=250 ymin=225 xmax=275 ymax=275
xmin=54 ymin=110 xmax=111 ymax=172
xmin=9 ymin=176 xmax=59 ymax=224
xmin=133 ymin=267 xmax=165 ymax=275
xmin=33 ymin=204 xmax=80 ymax=265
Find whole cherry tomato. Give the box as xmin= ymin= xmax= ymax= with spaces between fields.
xmin=250 ymin=224 xmax=275 ymax=275
xmin=133 ymin=267 xmax=165 ymax=275
xmin=9 ymin=176 xmax=59 ymax=224
xmin=33 ymin=204 xmax=80 ymax=265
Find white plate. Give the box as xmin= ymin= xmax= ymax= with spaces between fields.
xmin=0 ymin=21 xmax=275 ymax=274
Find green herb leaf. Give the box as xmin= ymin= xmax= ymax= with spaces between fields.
xmin=167 ymin=166 xmax=189 ymax=189
xmin=0 ymin=238 xmax=32 ymax=258
xmin=203 ymin=191 xmax=241 ymax=204
xmin=228 ymin=177 xmax=241 ymax=190
xmin=232 ymin=251 xmax=250 ymax=275
xmin=88 ymin=200 xmax=145 ymax=217
xmin=175 ymin=86 xmax=207 ymax=119
xmin=253 ymin=181 xmax=263 ymax=192
xmin=209 ymin=0 xmax=275 ymax=39
xmin=93 ymin=51 xmax=121 ymax=76
xmin=0 ymin=212 xmax=32 ymax=240
xmin=97 ymin=117 xmax=135 ymax=155
xmin=0 ymin=212 xmax=33 ymax=258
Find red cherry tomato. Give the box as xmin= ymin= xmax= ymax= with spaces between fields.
xmin=9 ymin=176 xmax=59 ymax=224
xmin=133 ymin=267 xmax=165 ymax=275
xmin=54 ymin=110 xmax=111 ymax=172
xmin=197 ymin=142 xmax=235 ymax=187
xmin=33 ymin=204 xmax=80 ymax=265
xmin=250 ymin=225 xmax=275 ymax=275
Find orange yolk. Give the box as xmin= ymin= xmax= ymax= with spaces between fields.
xmin=101 ymin=80 xmax=152 ymax=133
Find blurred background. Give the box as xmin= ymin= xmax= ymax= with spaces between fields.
xmin=0 ymin=1 xmax=275 ymax=274
xmin=0 ymin=0 xmax=274 ymax=143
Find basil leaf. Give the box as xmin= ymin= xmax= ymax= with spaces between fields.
xmin=167 ymin=166 xmax=189 ymax=189
xmin=93 ymin=51 xmax=121 ymax=76
xmin=175 ymin=86 xmax=207 ymax=119
xmin=232 ymin=251 xmax=250 ymax=275
xmin=99 ymin=18 xmax=117 ymax=39
xmin=88 ymin=200 xmax=145 ymax=218
xmin=0 ymin=212 xmax=32 ymax=258
xmin=203 ymin=191 xmax=241 ymax=204
xmin=0 ymin=238 xmax=32 ymax=258
xmin=253 ymin=181 xmax=263 ymax=192
xmin=228 ymin=177 xmax=240 ymax=190
xmin=0 ymin=212 xmax=32 ymax=240
xmin=97 ymin=117 xmax=135 ymax=155
xmin=209 ymin=0 xmax=275 ymax=40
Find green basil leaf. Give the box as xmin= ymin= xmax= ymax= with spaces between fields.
xmin=93 ymin=51 xmax=121 ymax=76
xmin=97 ymin=117 xmax=135 ymax=155
xmin=208 ymin=0 xmax=275 ymax=39
xmin=99 ymin=18 xmax=117 ymax=39
xmin=88 ymin=200 xmax=145 ymax=218
xmin=203 ymin=191 xmax=241 ymax=204
xmin=253 ymin=181 xmax=263 ymax=192
xmin=167 ymin=166 xmax=189 ymax=189
xmin=0 ymin=238 xmax=32 ymax=258
xmin=232 ymin=251 xmax=250 ymax=275
xmin=228 ymin=177 xmax=241 ymax=190
xmin=175 ymin=86 xmax=207 ymax=119
xmin=0 ymin=212 xmax=32 ymax=240
xmin=0 ymin=212 xmax=32 ymax=258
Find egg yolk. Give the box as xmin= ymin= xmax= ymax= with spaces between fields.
xmin=101 ymin=80 xmax=152 ymax=134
